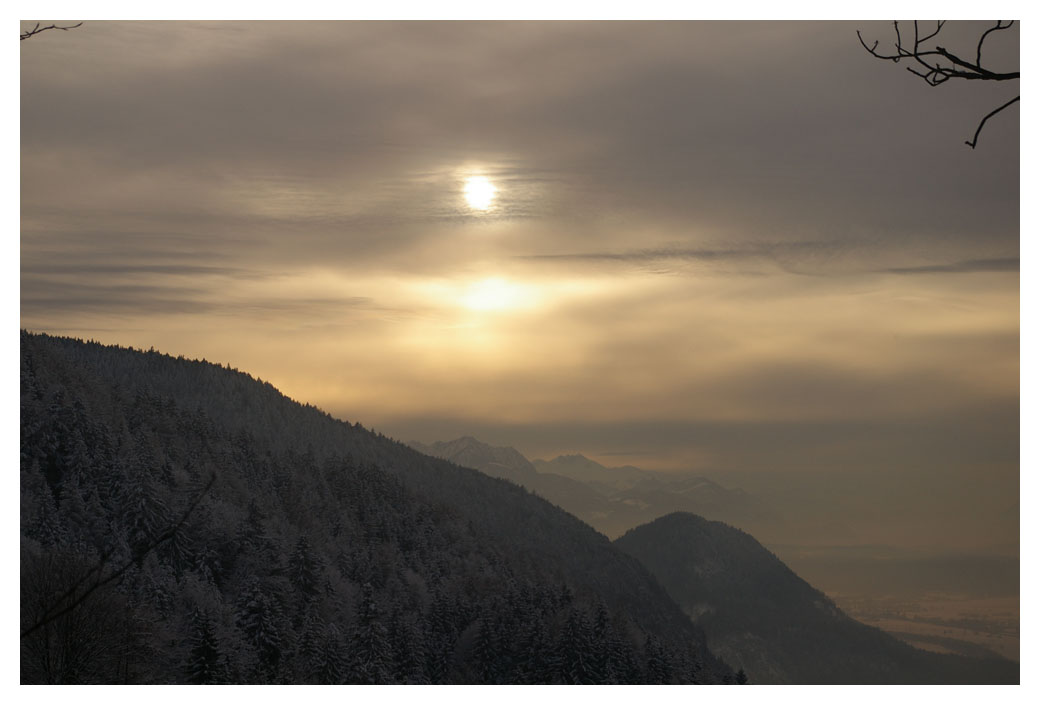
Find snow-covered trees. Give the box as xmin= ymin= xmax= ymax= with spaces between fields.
xmin=19 ymin=332 xmax=734 ymax=684
xmin=288 ymin=536 xmax=323 ymax=602
xmin=185 ymin=607 xmax=228 ymax=684
xmin=20 ymin=546 xmax=135 ymax=683
xmin=350 ymin=582 xmax=393 ymax=683
xmin=235 ymin=578 xmax=288 ymax=681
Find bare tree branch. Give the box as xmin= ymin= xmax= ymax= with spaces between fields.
xmin=977 ymin=20 xmax=1014 ymax=67
xmin=20 ymin=22 xmax=82 ymax=41
xmin=965 ymin=95 xmax=1021 ymax=149
xmin=858 ymin=20 xmax=1019 ymax=148
xmin=933 ymin=46 xmax=1019 ymax=80
xmin=917 ymin=20 xmax=945 ymax=45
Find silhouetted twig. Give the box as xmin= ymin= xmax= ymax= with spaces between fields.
xmin=21 ymin=22 xmax=83 ymax=41
xmin=965 ymin=95 xmax=1021 ymax=149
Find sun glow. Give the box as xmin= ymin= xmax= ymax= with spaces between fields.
xmin=463 ymin=176 xmax=497 ymax=210
xmin=461 ymin=278 xmax=526 ymax=311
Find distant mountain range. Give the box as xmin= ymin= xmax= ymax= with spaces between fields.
xmin=409 ymin=436 xmax=540 ymax=485
xmin=408 ymin=436 xmax=778 ymax=539
xmin=533 ymin=454 xmax=647 ymax=489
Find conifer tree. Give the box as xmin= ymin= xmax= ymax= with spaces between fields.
xmin=591 ymin=602 xmax=620 ymax=684
xmin=474 ymin=613 xmax=501 ymax=683
xmin=185 ymin=607 xmax=226 ymax=684
xmin=165 ymin=520 xmax=197 ymax=579
xmin=288 ymin=535 xmax=322 ymax=601
xmin=293 ymin=605 xmax=324 ymax=680
xmin=312 ymin=622 xmax=347 ymax=684
xmin=235 ymin=578 xmax=286 ymax=682
xmin=350 ymin=582 xmax=392 ymax=683
xmin=560 ymin=607 xmax=594 ymax=684
xmin=391 ymin=614 xmax=429 ymax=684
xmin=121 ymin=463 xmax=171 ymax=556
xmin=645 ymin=633 xmax=673 ymax=684
xmin=21 ymin=459 xmax=67 ymax=547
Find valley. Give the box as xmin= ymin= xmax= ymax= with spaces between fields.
xmin=407 ymin=433 xmax=1021 ymax=671
xmin=829 ymin=593 xmax=1019 ymax=662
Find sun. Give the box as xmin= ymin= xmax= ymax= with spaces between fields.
xmin=463 ymin=176 xmax=497 ymax=210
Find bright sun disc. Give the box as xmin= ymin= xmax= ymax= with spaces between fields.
xmin=464 ymin=176 xmax=497 ymax=210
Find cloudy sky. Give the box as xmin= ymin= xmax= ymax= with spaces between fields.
xmin=20 ymin=20 xmax=1019 ymax=552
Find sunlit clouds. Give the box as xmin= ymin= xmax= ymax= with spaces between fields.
xmin=20 ymin=21 xmax=1018 ymax=552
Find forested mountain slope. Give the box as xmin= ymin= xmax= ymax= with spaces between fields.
xmin=614 ymin=513 xmax=1018 ymax=684
xmin=20 ymin=332 xmax=733 ymax=684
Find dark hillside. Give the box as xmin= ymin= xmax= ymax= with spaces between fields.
xmin=615 ymin=512 xmax=1018 ymax=684
xmin=20 ymin=332 xmax=732 ymax=684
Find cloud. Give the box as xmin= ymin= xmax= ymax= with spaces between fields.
xmin=19 ymin=22 xmax=1019 ymax=556
xmin=519 ymin=247 xmax=754 ymax=263
xmin=516 ymin=241 xmax=848 ymax=267
xmin=20 ymin=272 xmax=382 ymax=320
xmin=879 ymin=257 xmax=1019 ymax=275
xmin=21 ymin=21 xmax=1019 ymax=262
xmin=21 ymin=263 xmax=256 ymax=278
xmin=20 ymin=279 xmax=215 ymax=316
xmin=518 ymin=249 xmax=1022 ymax=280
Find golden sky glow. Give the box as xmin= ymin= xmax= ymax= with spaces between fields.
xmin=20 ymin=21 xmax=1020 ymax=554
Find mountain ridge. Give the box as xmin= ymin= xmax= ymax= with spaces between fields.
xmin=614 ymin=511 xmax=1018 ymax=684
xmin=409 ymin=435 xmax=779 ymax=540
xmin=20 ymin=331 xmax=733 ymax=684
xmin=408 ymin=436 xmax=540 ymax=485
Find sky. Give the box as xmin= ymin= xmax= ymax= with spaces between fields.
xmin=19 ymin=19 xmax=1020 ymax=553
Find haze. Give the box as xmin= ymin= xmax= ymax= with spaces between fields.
xmin=20 ymin=21 xmax=1019 ymax=556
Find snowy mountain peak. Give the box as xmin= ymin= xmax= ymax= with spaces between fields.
xmin=408 ymin=436 xmax=538 ymax=482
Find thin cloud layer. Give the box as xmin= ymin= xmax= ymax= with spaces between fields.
xmin=880 ymin=257 xmax=1020 ymax=275
xmin=20 ymin=21 xmax=1019 ymax=553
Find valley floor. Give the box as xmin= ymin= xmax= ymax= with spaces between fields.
xmin=830 ymin=592 xmax=1019 ymax=662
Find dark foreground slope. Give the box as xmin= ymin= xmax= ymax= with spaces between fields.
xmin=20 ymin=333 xmax=732 ymax=684
xmin=614 ymin=513 xmax=1018 ymax=684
